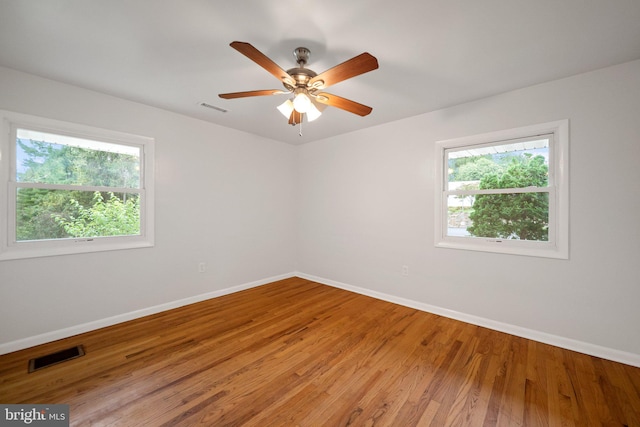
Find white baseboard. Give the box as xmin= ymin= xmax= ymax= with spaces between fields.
xmin=5 ymin=271 xmax=639 ymax=368
xmin=0 ymin=272 xmax=296 ymax=356
xmin=295 ymin=272 xmax=640 ymax=368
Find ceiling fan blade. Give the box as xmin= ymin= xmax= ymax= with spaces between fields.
xmin=219 ymin=89 xmax=288 ymax=99
xmin=314 ymin=93 xmax=373 ymax=116
xmin=230 ymin=41 xmax=295 ymax=87
xmin=288 ymin=110 xmax=302 ymax=125
xmin=308 ymin=53 xmax=378 ymax=89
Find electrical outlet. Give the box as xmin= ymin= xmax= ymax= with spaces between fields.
xmin=198 ymin=262 xmax=206 ymax=273
xmin=401 ymin=265 xmax=409 ymax=276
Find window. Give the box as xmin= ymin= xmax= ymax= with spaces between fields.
xmin=435 ymin=120 xmax=568 ymax=258
xmin=0 ymin=111 xmax=154 ymax=260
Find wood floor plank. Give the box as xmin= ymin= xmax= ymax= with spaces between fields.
xmin=1 ymin=277 xmax=639 ymax=426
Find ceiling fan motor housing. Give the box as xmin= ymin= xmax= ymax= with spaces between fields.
xmin=285 ymin=67 xmax=317 ymax=88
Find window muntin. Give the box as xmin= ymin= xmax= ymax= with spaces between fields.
xmin=1 ymin=111 xmax=154 ymax=260
xmin=435 ymin=120 xmax=568 ymax=259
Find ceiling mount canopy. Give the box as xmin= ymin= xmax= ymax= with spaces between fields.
xmin=218 ymin=41 xmax=379 ymax=128
xmin=293 ymin=47 xmax=310 ymax=66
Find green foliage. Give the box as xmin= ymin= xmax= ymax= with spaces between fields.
xmin=17 ymin=139 xmax=139 ymax=188
xmin=467 ymin=154 xmax=549 ymax=240
xmin=15 ymin=138 xmax=141 ymax=241
xmin=16 ymin=189 xmax=75 ymax=240
xmin=55 ymin=192 xmax=140 ymax=238
xmin=453 ymin=157 xmax=503 ymax=181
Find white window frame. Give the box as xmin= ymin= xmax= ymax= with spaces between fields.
xmin=434 ymin=120 xmax=569 ymax=259
xmin=0 ymin=110 xmax=155 ymax=260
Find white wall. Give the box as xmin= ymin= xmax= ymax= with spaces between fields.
xmin=2 ymin=60 xmax=639 ymax=364
xmin=0 ymin=67 xmax=297 ymax=350
xmin=297 ymin=60 xmax=640 ymax=361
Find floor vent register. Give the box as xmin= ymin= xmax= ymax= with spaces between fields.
xmin=28 ymin=345 xmax=85 ymax=373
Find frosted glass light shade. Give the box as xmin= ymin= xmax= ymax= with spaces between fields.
xmin=306 ymin=102 xmax=322 ymax=122
xmin=277 ymin=99 xmax=294 ymax=118
xmin=277 ymin=97 xmax=323 ymax=122
xmin=292 ymin=92 xmax=311 ymax=113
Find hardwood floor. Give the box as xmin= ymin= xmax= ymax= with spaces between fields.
xmin=1 ymin=277 xmax=639 ymax=426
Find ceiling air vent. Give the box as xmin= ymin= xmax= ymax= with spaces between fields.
xmin=199 ymin=102 xmax=228 ymax=113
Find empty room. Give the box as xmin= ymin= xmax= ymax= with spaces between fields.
xmin=1 ymin=1 xmax=639 ymax=426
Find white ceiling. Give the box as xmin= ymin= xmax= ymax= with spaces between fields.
xmin=1 ymin=1 xmax=639 ymax=145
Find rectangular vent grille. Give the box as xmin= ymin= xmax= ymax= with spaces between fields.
xmin=28 ymin=345 xmax=85 ymax=373
xmin=199 ymin=102 xmax=228 ymax=113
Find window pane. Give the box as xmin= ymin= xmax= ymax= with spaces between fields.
xmin=16 ymin=188 xmax=140 ymax=241
xmin=447 ymin=137 xmax=550 ymax=190
xmin=447 ymin=192 xmax=549 ymax=241
xmin=16 ymin=129 xmax=140 ymax=188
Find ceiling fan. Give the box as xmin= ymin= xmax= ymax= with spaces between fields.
xmin=219 ymin=41 xmax=379 ymax=126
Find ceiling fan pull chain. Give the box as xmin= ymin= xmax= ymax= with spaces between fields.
xmin=299 ymin=119 xmax=303 ymax=137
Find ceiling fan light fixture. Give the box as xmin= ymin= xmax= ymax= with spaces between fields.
xmin=278 ymin=98 xmax=323 ymax=122
xmin=292 ymin=90 xmax=311 ymax=113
